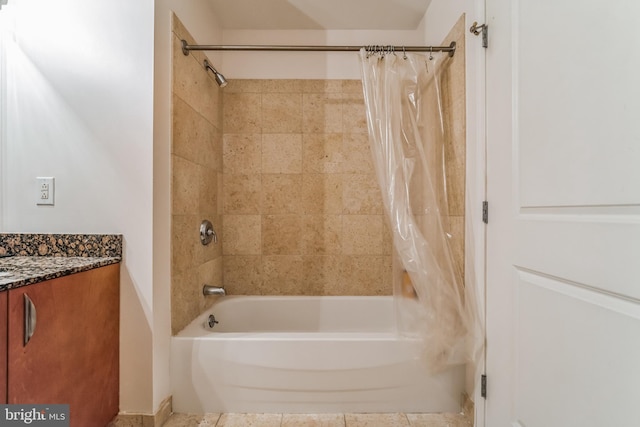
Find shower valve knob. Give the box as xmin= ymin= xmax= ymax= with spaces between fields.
xmin=200 ymin=220 xmax=217 ymax=245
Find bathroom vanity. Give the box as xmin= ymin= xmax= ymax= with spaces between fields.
xmin=0 ymin=234 xmax=121 ymax=427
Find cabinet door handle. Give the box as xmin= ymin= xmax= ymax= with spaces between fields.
xmin=24 ymin=293 xmax=37 ymax=346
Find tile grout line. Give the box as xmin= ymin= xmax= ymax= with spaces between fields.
xmin=404 ymin=412 xmax=411 ymax=426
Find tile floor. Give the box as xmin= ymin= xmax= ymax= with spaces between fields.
xmin=161 ymin=412 xmax=472 ymax=427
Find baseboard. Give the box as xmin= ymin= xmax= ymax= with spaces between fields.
xmin=108 ymin=396 xmax=172 ymax=427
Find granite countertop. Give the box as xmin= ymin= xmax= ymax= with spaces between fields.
xmin=0 ymin=233 xmax=122 ymax=292
xmin=0 ymin=256 xmax=121 ymax=291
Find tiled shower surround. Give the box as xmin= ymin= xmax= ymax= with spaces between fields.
xmin=171 ymin=14 xmax=466 ymax=334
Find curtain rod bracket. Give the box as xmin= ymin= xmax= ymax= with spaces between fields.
xmin=469 ymin=21 xmax=486 ymax=36
xmin=470 ymin=22 xmax=488 ymax=48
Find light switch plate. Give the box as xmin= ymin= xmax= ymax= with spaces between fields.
xmin=36 ymin=177 xmax=55 ymax=205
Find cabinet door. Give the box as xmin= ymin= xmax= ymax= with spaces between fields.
xmin=0 ymin=290 xmax=6 ymax=403
xmin=7 ymin=264 xmax=119 ymax=427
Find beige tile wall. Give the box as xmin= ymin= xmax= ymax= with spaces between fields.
xmin=222 ymin=79 xmax=394 ymax=296
xmin=171 ymin=15 xmax=224 ymax=334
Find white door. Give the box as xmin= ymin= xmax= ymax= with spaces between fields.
xmin=485 ymin=0 xmax=640 ymax=426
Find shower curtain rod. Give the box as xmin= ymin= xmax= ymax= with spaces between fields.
xmin=181 ymin=40 xmax=456 ymax=57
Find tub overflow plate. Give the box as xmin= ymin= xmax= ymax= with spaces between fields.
xmin=207 ymin=314 xmax=219 ymax=328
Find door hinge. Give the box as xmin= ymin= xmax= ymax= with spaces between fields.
xmin=482 ymin=201 xmax=488 ymax=224
xmin=470 ymin=22 xmax=488 ymax=48
xmin=481 ymin=374 xmax=487 ymax=398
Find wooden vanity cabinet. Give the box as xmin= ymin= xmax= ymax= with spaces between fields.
xmin=6 ymin=264 xmax=119 ymax=427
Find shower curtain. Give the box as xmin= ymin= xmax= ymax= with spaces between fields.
xmin=359 ymin=48 xmax=477 ymax=372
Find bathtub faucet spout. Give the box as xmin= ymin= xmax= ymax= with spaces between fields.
xmin=203 ymin=284 xmax=226 ymax=296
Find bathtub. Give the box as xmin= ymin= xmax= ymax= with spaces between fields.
xmin=170 ymin=296 xmax=465 ymax=414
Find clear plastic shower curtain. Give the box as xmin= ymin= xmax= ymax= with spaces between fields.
xmin=359 ymin=48 xmax=478 ymax=372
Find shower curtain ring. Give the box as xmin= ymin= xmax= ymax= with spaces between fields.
xmin=429 ymin=46 xmax=434 ymax=61
xmin=403 ymin=46 xmax=407 ymax=60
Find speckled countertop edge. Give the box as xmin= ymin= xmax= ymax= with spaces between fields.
xmin=0 ymin=256 xmax=121 ymax=292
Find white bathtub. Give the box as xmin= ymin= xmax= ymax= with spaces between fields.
xmin=170 ymin=296 xmax=465 ymax=414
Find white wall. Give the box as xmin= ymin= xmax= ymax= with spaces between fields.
xmin=221 ymin=27 xmax=425 ymax=79
xmin=0 ymin=0 xmax=156 ymax=414
xmin=153 ymin=0 xmax=222 ymax=414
